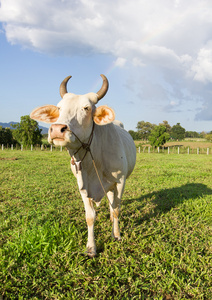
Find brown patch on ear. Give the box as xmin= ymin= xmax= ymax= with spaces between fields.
xmin=30 ymin=105 xmax=59 ymax=123
xmin=93 ymin=105 xmax=115 ymax=125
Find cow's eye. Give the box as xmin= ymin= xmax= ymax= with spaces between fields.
xmin=84 ymin=106 xmax=90 ymax=112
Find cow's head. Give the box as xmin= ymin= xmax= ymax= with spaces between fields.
xmin=30 ymin=75 xmax=115 ymax=148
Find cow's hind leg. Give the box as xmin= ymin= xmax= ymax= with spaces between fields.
xmin=107 ymin=179 xmax=125 ymax=241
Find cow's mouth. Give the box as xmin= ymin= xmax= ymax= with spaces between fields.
xmin=53 ymin=138 xmax=64 ymax=141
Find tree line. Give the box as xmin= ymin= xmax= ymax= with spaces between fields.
xmin=1 ymin=116 xmax=212 ymax=148
xmin=0 ymin=115 xmax=42 ymax=146
xmin=129 ymin=120 xmax=212 ymax=147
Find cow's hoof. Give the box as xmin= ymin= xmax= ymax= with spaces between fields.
xmin=112 ymin=232 xmax=121 ymax=241
xmin=114 ymin=237 xmax=122 ymax=242
xmin=86 ymin=247 xmax=96 ymax=258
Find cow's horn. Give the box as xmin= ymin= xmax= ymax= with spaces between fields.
xmin=60 ymin=75 xmax=72 ymax=98
xmin=96 ymin=74 xmax=109 ymax=101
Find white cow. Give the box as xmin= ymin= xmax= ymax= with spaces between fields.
xmin=30 ymin=75 xmax=136 ymax=257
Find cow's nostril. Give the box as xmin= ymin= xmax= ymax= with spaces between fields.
xmin=61 ymin=125 xmax=68 ymax=133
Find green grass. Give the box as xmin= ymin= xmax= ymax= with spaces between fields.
xmin=0 ymin=150 xmax=212 ymax=299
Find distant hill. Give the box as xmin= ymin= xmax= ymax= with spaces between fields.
xmin=0 ymin=122 xmax=49 ymax=134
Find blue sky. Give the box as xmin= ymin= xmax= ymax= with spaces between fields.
xmin=0 ymin=0 xmax=212 ymax=132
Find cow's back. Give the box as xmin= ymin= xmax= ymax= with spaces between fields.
xmin=113 ymin=123 xmax=136 ymax=178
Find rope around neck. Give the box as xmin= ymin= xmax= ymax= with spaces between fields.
xmin=70 ymin=123 xmax=118 ymax=219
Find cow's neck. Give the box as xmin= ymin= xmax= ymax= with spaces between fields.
xmin=68 ymin=122 xmax=95 ymax=166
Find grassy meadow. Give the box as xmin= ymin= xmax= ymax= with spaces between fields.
xmin=0 ymin=149 xmax=212 ymax=299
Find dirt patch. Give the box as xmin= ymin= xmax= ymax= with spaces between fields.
xmin=0 ymin=157 xmax=18 ymax=161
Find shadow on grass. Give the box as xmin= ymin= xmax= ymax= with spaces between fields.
xmin=123 ymin=183 xmax=212 ymax=224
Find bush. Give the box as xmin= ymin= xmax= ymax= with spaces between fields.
xmin=149 ymin=125 xmax=170 ymax=147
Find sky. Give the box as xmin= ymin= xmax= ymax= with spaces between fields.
xmin=0 ymin=0 xmax=212 ymax=133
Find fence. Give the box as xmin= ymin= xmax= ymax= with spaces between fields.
xmin=1 ymin=144 xmax=211 ymax=155
xmin=1 ymin=144 xmax=64 ymax=152
xmin=137 ymin=146 xmax=211 ymax=155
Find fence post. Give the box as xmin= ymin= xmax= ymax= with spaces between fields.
xmin=188 ymin=147 xmax=190 ymax=155
xmin=143 ymin=146 xmax=146 ymax=153
xmin=31 ymin=145 xmax=33 ymax=151
xmin=60 ymin=146 xmax=62 ymax=152
xmin=178 ymin=147 xmax=180 ymax=154
xmin=148 ymin=146 xmax=150 ymax=153
xmin=50 ymin=145 xmax=53 ymax=152
xmin=157 ymin=147 xmax=160 ymax=153
xmin=11 ymin=144 xmax=13 ymax=150
xmin=168 ymin=147 xmax=170 ymax=154
xmin=207 ymin=148 xmax=209 ymax=155
xmin=197 ymin=148 xmax=199 ymax=155
xmin=138 ymin=147 xmax=140 ymax=153
xmin=21 ymin=144 xmax=23 ymax=151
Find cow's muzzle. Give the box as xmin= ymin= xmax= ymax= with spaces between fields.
xmin=49 ymin=124 xmax=68 ymax=141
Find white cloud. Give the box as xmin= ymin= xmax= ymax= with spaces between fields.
xmin=170 ymin=100 xmax=178 ymax=107
xmin=191 ymin=43 xmax=212 ymax=83
xmin=114 ymin=57 xmax=126 ymax=68
xmin=1 ymin=0 xmax=212 ymax=121
xmin=1 ymin=0 xmax=212 ymax=60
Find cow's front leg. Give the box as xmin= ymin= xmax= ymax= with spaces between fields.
xmin=82 ymin=196 xmax=96 ymax=257
xmin=76 ymin=169 xmax=96 ymax=257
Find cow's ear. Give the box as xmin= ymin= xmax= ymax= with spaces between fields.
xmin=30 ymin=105 xmax=59 ymax=123
xmin=93 ymin=105 xmax=115 ymax=126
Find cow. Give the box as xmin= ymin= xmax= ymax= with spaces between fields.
xmin=30 ymin=74 xmax=136 ymax=257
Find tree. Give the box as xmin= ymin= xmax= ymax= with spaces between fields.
xmin=0 ymin=126 xmax=17 ymax=145
xmin=12 ymin=115 xmax=42 ymax=146
xmin=185 ymin=131 xmax=200 ymax=138
xmin=149 ymin=125 xmax=170 ymax=147
xmin=128 ymin=130 xmax=140 ymax=140
xmin=200 ymin=131 xmax=207 ymax=138
xmin=171 ymin=123 xmax=185 ymax=140
xmin=205 ymin=133 xmax=212 ymax=142
xmin=159 ymin=120 xmax=172 ymax=134
xmin=136 ymin=121 xmax=156 ymax=140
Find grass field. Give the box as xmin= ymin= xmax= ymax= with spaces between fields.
xmin=0 ymin=150 xmax=212 ymax=299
